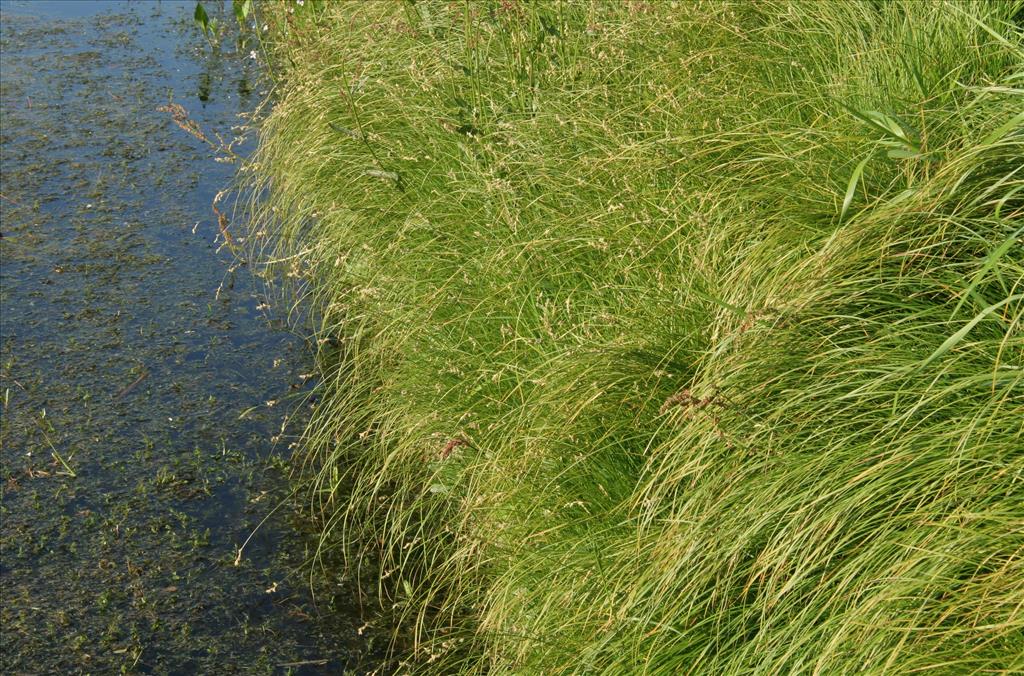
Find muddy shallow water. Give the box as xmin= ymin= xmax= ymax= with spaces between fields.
xmin=0 ymin=2 xmax=376 ymax=672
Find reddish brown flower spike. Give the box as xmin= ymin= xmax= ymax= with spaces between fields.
xmin=440 ymin=438 xmax=468 ymax=459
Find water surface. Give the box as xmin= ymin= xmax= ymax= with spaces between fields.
xmin=0 ymin=2 xmax=376 ymax=672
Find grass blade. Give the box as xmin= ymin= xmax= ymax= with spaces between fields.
xmin=921 ymin=293 xmax=1023 ymax=370
xmin=952 ymin=225 xmax=1023 ymax=318
xmin=841 ymin=154 xmax=872 ymax=223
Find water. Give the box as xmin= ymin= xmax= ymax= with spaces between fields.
xmin=0 ymin=2 xmax=378 ymax=672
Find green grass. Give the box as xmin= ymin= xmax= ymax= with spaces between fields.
xmin=245 ymin=0 xmax=1023 ymax=671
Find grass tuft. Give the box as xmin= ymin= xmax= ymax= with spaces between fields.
xmin=246 ymin=0 xmax=1023 ymax=671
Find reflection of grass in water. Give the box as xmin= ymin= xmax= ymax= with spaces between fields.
xmin=251 ymin=0 xmax=1023 ymax=672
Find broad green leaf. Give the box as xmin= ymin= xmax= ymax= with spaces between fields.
xmin=194 ymin=2 xmax=210 ymax=35
xmin=841 ymin=154 xmax=872 ymax=223
xmin=233 ymin=0 xmax=251 ymax=24
xmin=864 ymin=110 xmax=906 ymax=140
xmin=844 ymin=105 xmax=920 ymax=153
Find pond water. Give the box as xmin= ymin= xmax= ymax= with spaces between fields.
xmin=0 ymin=2 xmax=377 ymax=672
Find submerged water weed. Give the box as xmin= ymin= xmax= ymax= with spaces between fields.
xmin=249 ymin=0 xmax=1023 ymax=672
xmin=0 ymin=3 xmax=381 ymax=672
